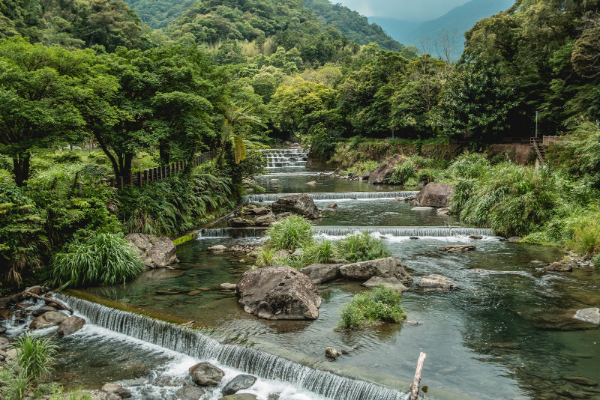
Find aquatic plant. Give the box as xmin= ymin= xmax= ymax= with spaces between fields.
xmin=335 ymin=232 xmax=391 ymax=263
xmin=266 ymin=215 xmax=313 ymax=250
xmin=338 ymin=286 xmax=406 ymax=329
xmin=51 ymin=233 xmax=144 ymax=287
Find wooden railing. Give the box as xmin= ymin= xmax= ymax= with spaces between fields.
xmin=530 ymin=137 xmax=548 ymax=168
xmin=109 ymin=151 xmax=216 ymax=189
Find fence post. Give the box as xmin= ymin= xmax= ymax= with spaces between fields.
xmin=137 ymin=171 xmax=142 ymax=187
xmin=111 ymin=178 xmax=115 ymax=188
xmin=129 ymin=173 xmax=133 ymax=186
xmin=119 ymin=176 xmax=124 ymax=190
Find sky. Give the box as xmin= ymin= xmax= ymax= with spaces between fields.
xmin=332 ymin=0 xmax=471 ymax=21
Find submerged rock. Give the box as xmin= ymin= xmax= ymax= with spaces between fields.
xmin=29 ymin=311 xmax=68 ymax=330
xmin=271 ymin=194 xmax=322 ymax=219
xmin=439 ymin=245 xmax=476 ymax=253
xmin=299 ymin=263 xmax=342 ymax=284
xmin=101 ymin=383 xmax=132 ymax=399
xmin=326 ymin=202 xmax=338 ymax=209
xmin=222 ymin=374 xmax=257 ymax=395
xmin=339 ymin=257 xmax=412 ymax=284
xmin=189 ymin=362 xmax=224 ymax=386
xmin=573 ymin=308 xmax=600 ymax=324
xmin=411 ymin=207 xmax=434 ymax=211
xmin=419 ymin=274 xmax=458 ymax=291
xmin=173 ymin=386 xmax=205 ymax=400
xmin=237 ymin=266 xmax=322 ymax=320
xmin=125 ymin=233 xmax=178 ymax=268
xmin=362 ymin=276 xmax=408 ymax=291
xmin=416 ymin=183 xmax=454 ymax=207
xmin=57 ymin=316 xmax=85 ymax=337
xmin=469 ymin=235 xmax=483 ymax=240
xmin=563 ymin=376 xmax=598 ymax=387
xmin=219 ymin=395 xmax=257 ymax=400
xmin=208 ymin=245 xmax=228 ymax=252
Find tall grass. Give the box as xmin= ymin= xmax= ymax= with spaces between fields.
xmin=15 ymin=334 xmax=58 ymax=381
xmin=336 ymin=232 xmax=391 ymax=263
xmin=266 ymin=215 xmax=313 ymax=250
xmin=339 ymin=286 xmax=406 ymax=329
xmin=52 ymin=233 xmax=144 ymax=287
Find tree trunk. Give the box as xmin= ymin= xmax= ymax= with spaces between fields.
xmin=159 ymin=143 xmax=170 ymax=165
xmin=13 ymin=153 xmax=31 ymax=187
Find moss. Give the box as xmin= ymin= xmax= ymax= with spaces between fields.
xmin=338 ymin=286 xmax=406 ymax=330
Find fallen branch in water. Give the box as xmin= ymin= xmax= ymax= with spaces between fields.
xmin=24 ymin=292 xmax=73 ymax=314
xmin=410 ymin=352 xmax=426 ymax=400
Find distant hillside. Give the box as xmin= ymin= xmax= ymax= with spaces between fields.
xmin=303 ymin=0 xmax=405 ymax=52
xmin=370 ymin=0 xmax=515 ymax=60
xmin=125 ymin=0 xmax=196 ymax=29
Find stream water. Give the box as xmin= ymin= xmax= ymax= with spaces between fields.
xmin=4 ymin=151 xmax=600 ymax=400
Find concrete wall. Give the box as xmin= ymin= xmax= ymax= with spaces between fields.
xmin=487 ymin=144 xmax=535 ymax=166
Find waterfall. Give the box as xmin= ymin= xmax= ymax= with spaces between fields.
xmin=199 ymin=226 xmax=494 ymax=238
xmin=262 ymin=149 xmax=309 ymax=169
xmin=245 ymin=191 xmax=419 ymax=202
xmin=56 ymin=295 xmax=407 ymax=400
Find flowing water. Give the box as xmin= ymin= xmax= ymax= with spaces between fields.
xmin=5 ymin=160 xmax=600 ymax=400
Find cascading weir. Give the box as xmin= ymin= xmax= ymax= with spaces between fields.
xmin=245 ymin=191 xmax=420 ymax=202
xmin=56 ymin=295 xmax=408 ymax=400
xmin=262 ymin=149 xmax=309 ymax=169
xmin=198 ymin=226 xmax=495 ymax=238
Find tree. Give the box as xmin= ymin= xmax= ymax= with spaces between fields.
xmin=0 ymin=37 xmax=103 ymax=186
xmin=219 ymin=103 xmax=266 ymax=164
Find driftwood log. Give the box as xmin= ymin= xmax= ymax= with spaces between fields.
xmin=410 ymin=352 xmax=427 ymax=400
xmin=23 ymin=292 xmax=73 ymax=314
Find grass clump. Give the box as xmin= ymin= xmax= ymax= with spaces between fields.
xmin=52 ymin=233 xmax=144 ymax=288
xmin=336 ymin=232 xmax=391 ymax=263
xmin=266 ymin=214 xmax=313 ymax=251
xmin=338 ymin=286 xmax=406 ymax=329
xmin=15 ymin=334 xmax=58 ymax=382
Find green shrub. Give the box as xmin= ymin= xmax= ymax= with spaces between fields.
xmin=304 ymin=240 xmax=334 ymax=264
xmin=338 ymin=286 xmax=406 ymax=329
xmin=52 ymin=233 xmax=144 ymax=287
xmin=15 ymin=334 xmax=58 ymax=381
xmin=256 ymin=247 xmax=276 ymax=267
xmin=567 ymin=210 xmax=600 ymax=255
xmin=387 ymin=157 xmax=416 ymax=184
xmin=53 ymin=152 xmax=82 ymax=164
xmin=266 ymin=215 xmax=313 ymax=250
xmin=336 ymin=232 xmax=391 ymax=263
xmin=593 ymin=253 xmax=600 ymax=268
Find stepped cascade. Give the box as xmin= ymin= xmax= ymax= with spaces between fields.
xmin=262 ymin=148 xmax=309 ymax=168
xmin=245 ymin=191 xmax=419 ymax=202
xmin=57 ymin=295 xmax=407 ymax=400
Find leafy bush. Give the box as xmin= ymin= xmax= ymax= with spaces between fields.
xmin=304 ymin=240 xmax=334 ymax=264
xmin=593 ymin=253 xmax=600 ymax=268
xmin=567 ymin=210 xmax=600 ymax=255
xmin=338 ymin=286 xmax=406 ymax=329
xmin=266 ymin=215 xmax=313 ymax=250
xmin=336 ymin=232 xmax=391 ymax=263
xmin=52 ymin=233 xmax=144 ymax=287
xmin=15 ymin=334 xmax=58 ymax=381
xmin=340 ymin=160 xmax=379 ymax=176
xmin=256 ymin=247 xmax=276 ymax=267
xmin=387 ymin=157 xmax=416 ymax=185
xmin=53 ymin=152 xmax=82 ymax=164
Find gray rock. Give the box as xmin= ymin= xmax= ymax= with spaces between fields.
xmin=291 ymin=248 xmax=304 ymax=257
xmin=101 ymin=383 xmax=131 ymax=399
xmin=237 ymin=266 xmax=322 ymax=320
xmin=189 ymin=362 xmax=224 ymax=386
xmin=57 ymin=316 xmax=85 ymax=337
xmin=326 ymin=202 xmax=338 ymax=209
xmin=173 ymin=386 xmax=205 ymax=400
xmin=104 ymin=394 xmax=121 ymax=400
xmin=219 ymin=283 xmax=237 ymax=290
xmin=247 ymin=207 xmax=269 ymax=216
xmin=339 ymin=257 xmax=412 ymax=284
xmin=208 ymin=245 xmax=227 ymax=252
xmin=32 ymin=306 xmax=57 ymax=317
xmin=228 ymin=217 xmax=255 ymax=227
xmin=268 ymin=394 xmax=281 ymax=400
xmin=563 ymin=376 xmax=598 ymax=387
xmin=325 ymin=347 xmax=341 ymax=359
xmin=29 ymin=311 xmax=68 ymax=330
xmin=0 ymin=337 xmax=9 ymax=349
xmin=437 ymin=208 xmax=450 ymax=215
xmin=306 ymin=181 xmax=317 ymax=185
xmin=255 ymin=213 xmax=276 ymax=227
xmin=368 ymin=154 xmax=404 ymax=184
xmin=125 ymin=233 xmax=178 ymax=268
xmin=508 ymin=236 xmax=522 ymax=243
xmin=299 ymin=263 xmax=342 ymax=284
xmin=271 ymin=194 xmax=322 ymax=219
xmin=419 ymin=274 xmax=458 ymax=290
xmin=219 ymin=395 xmax=257 ymax=400
xmin=411 ymin=207 xmax=434 ymax=211
xmin=415 ymin=183 xmax=454 ymax=207
xmin=573 ymin=308 xmax=600 ymax=324
xmin=222 ymin=375 xmax=257 ymax=395
xmin=469 ymin=235 xmax=483 ymax=240
xmin=439 ymin=245 xmax=476 ymax=253
xmin=362 ymin=276 xmax=408 ymax=291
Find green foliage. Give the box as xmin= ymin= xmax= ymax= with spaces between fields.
xmin=15 ymin=334 xmax=58 ymax=382
xmin=266 ymin=215 xmax=314 ymax=251
xmin=51 ymin=233 xmax=144 ymax=288
xmin=303 ymin=239 xmax=334 ymax=264
xmin=336 ymin=232 xmax=391 ymax=263
xmin=593 ymin=254 xmax=600 ymax=268
xmin=566 ymin=210 xmax=600 ymax=256
xmin=338 ymin=285 xmax=406 ymax=329
xmin=256 ymin=247 xmax=277 ymax=267
xmin=387 ymin=157 xmax=417 ymax=185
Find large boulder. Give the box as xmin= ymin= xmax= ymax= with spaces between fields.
xmin=368 ymin=154 xmax=404 ymax=184
xmin=237 ymin=266 xmax=322 ymax=320
xmin=419 ymin=274 xmax=458 ymax=290
xmin=173 ymin=386 xmax=205 ymax=400
xmin=222 ymin=375 xmax=257 ymax=395
xmin=362 ymin=276 xmax=408 ymax=291
xmin=573 ymin=308 xmax=600 ymax=324
xmin=299 ymin=263 xmax=342 ymax=284
xmin=57 ymin=316 xmax=85 ymax=337
xmin=125 ymin=233 xmax=178 ymax=268
xmin=416 ymin=183 xmax=454 ymax=207
xmin=101 ymin=383 xmax=131 ymax=399
xmin=29 ymin=311 xmax=68 ymax=330
xmin=271 ymin=194 xmax=322 ymax=219
xmin=255 ymin=213 xmax=276 ymax=227
xmin=339 ymin=257 xmax=413 ymax=284
xmin=189 ymin=362 xmax=224 ymax=386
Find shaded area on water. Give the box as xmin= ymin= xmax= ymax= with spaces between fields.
xmin=255 ymin=173 xmax=412 ymax=194
xmin=85 ymin=236 xmax=600 ymax=400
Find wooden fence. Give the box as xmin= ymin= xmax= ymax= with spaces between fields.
xmin=109 ymin=151 xmax=216 ymax=189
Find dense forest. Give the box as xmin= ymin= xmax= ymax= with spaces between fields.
xmin=1 ymin=0 xmax=599 ymax=285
